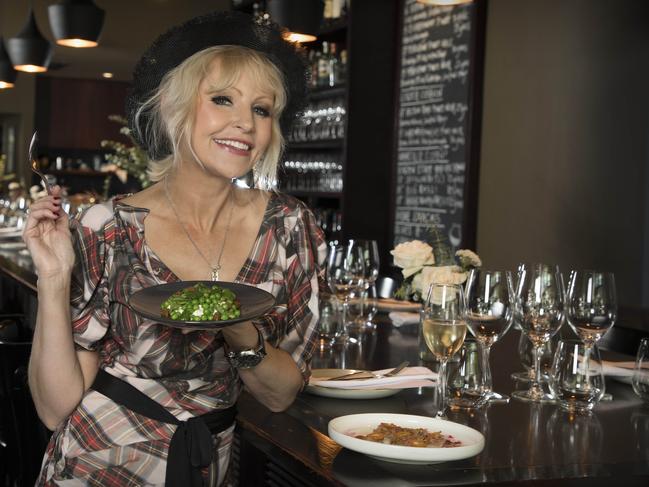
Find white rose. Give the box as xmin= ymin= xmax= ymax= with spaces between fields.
xmin=455 ymin=249 xmax=482 ymax=269
xmin=390 ymin=240 xmax=435 ymax=278
xmin=413 ymin=265 xmax=468 ymax=297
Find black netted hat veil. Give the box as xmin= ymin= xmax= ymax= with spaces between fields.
xmin=126 ymin=11 xmax=309 ymax=160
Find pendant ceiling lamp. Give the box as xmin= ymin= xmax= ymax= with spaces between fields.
xmin=267 ymin=0 xmax=324 ymax=43
xmin=0 ymin=38 xmax=17 ymax=89
xmin=48 ymin=0 xmax=105 ymax=48
xmin=6 ymin=6 xmax=53 ymax=73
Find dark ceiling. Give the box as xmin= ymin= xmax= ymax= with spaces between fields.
xmin=1 ymin=0 xmax=232 ymax=82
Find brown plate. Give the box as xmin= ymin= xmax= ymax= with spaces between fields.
xmin=128 ymin=281 xmax=275 ymax=330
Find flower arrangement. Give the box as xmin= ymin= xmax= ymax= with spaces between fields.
xmin=391 ymin=229 xmax=482 ymax=302
xmin=101 ymin=115 xmax=151 ymax=194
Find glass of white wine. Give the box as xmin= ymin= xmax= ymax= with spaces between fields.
xmin=513 ymin=263 xmax=565 ymax=403
xmin=421 ymin=283 xmax=468 ymax=419
xmin=465 ymin=269 xmax=516 ymax=403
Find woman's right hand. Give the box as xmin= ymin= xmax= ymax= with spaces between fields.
xmin=23 ymin=185 xmax=75 ymax=278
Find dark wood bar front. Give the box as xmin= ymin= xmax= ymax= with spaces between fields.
xmin=1 ymin=249 xmax=648 ymax=486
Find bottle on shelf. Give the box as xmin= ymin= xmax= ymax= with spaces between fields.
xmin=318 ymin=42 xmax=331 ymax=89
xmin=328 ymin=43 xmax=339 ymax=88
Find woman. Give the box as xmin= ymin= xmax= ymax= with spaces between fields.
xmin=24 ymin=11 xmax=326 ymax=486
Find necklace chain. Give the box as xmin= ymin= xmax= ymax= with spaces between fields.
xmin=164 ymin=177 xmax=235 ymax=281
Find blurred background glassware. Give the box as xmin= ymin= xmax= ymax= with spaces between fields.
xmin=465 ymin=269 xmax=516 ymax=403
xmin=348 ymin=286 xmax=378 ymax=333
xmin=448 ymin=337 xmax=488 ymax=410
xmin=511 ymin=332 xmax=556 ymax=383
xmin=550 ymin=339 xmax=606 ymax=413
xmin=513 ymin=263 xmax=564 ymax=403
xmin=632 ymin=338 xmax=649 ymax=402
xmin=420 ymin=283 xmax=467 ymax=418
xmin=317 ymin=293 xmax=340 ymax=350
xmin=351 ymin=239 xmax=380 ymax=332
xmin=325 ymin=241 xmax=365 ymax=345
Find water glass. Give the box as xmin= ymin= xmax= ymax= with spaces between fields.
xmin=448 ymin=338 xmax=488 ymax=409
xmin=632 ymin=338 xmax=649 ymax=402
xmin=550 ymin=340 xmax=606 ymax=413
xmin=317 ymin=294 xmax=339 ymax=350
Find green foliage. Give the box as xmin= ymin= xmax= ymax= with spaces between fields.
xmin=101 ymin=115 xmax=151 ymax=192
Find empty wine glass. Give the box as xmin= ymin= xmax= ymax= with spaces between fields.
xmin=632 ymin=338 xmax=649 ymax=402
xmin=566 ymin=270 xmax=617 ymax=348
xmin=353 ymin=239 xmax=380 ymax=331
xmin=465 ymin=269 xmax=516 ymax=403
xmin=513 ymin=263 xmax=565 ymax=403
xmin=326 ymin=241 xmax=365 ymax=344
xmin=421 ymin=283 xmax=467 ymax=418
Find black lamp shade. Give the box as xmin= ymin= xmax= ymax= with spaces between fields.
xmin=267 ymin=0 xmax=324 ymax=42
xmin=0 ymin=38 xmax=17 ymax=88
xmin=6 ymin=8 xmax=53 ymax=73
xmin=48 ymin=0 xmax=106 ymax=48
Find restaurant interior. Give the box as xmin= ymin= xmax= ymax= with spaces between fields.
xmin=0 ymin=0 xmax=648 ymax=486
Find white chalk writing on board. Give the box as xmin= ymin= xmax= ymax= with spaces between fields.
xmin=393 ymin=0 xmax=474 ymax=245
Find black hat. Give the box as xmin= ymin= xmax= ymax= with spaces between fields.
xmin=126 ymin=10 xmax=309 ymax=160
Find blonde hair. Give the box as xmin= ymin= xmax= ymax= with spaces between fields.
xmin=134 ymin=45 xmax=287 ymax=189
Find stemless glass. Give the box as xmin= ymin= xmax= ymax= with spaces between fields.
xmin=421 ymin=283 xmax=467 ymax=418
xmin=465 ymin=269 xmax=516 ymax=403
xmin=325 ymin=241 xmax=365 ymax=344
xmin=513 ymin=263 xmax=565 ymax=403
xmin=632 ymin=338 xmax=649 ymax=402
xmin=550 ymin=339 xmax=606 ymax=413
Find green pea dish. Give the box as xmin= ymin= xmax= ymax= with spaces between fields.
xmin=128 ymin=281 xmax=276 ymax=330
xmin=161 ymin=283 xmax=241 ymax=321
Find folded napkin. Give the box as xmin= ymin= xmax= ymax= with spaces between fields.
xmin=389 ymin=311 xmax=420 ymax=327
xmin=309 ymin=366 xmax=437 ymax=390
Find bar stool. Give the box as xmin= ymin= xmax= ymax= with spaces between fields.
xmin=0 ymin=315 xmax=50 ymax=487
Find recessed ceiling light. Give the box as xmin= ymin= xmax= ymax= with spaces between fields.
xmin=102 ymin=72 xmax=113 ymax=79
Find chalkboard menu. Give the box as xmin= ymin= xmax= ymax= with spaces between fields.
xmin=393 ymin=0 xmax=484 ymax=250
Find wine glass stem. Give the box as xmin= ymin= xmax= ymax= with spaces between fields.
xmin=583 ymin=344 xmax=593 ymax=389
xmin=531 ymin=343 xmax=544 ymax=396
xmin=478 ymin=342 xmax=493 ymax=393
xmin=437 ymin=359 xmax=448 ymax=418
xmin=338 ymin=299 xmax=350 ymax=340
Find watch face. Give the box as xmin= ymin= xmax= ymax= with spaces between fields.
xmin=237 ymin=351 xmax=263 ymax=368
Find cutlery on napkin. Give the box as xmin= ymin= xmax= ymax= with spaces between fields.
xmin=309 ymin=366 xmax=437 ymax=390
xmin=389 ymin=311 xmax=420 ymax=327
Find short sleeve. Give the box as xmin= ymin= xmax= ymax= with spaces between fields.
xmin=69 ymin=202 xmax=114 ymax=351
xmin=274 ymin=200 xmax=327 ymax=384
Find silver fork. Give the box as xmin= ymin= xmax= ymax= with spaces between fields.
xmin=29 ymin=132 xmax=51 ymax=195
xmin=327 ymin=361 xmax=409 ymax=381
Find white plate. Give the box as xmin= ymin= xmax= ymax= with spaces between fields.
xmin=306 ymin=369 xmax=401 ymax=399
xmin=328 ymin=413 xmax=485 ymax=464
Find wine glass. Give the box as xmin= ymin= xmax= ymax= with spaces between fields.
xmin=465 ymin=269 xmax=516 ymax=403
xmin=513 ymin=263 xmax=565 ymax=403
xmin=566 ymin=270 xmax=617 ymax=348
xmin=353 ymin=239 xmax=380 ymax=330
xmin=566 ymin=270 xmax=616 ymax=401
xmin=420 ymin=283 xmax=467 ymax=418
xmin=326 ymin=241 xmax=365 ymax=344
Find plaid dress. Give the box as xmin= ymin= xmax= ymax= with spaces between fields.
xmin=37 ymin=191 xmax=327 ymax=486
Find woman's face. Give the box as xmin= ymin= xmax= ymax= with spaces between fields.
xmin=189 ymin=60 xmax=274 ymax=180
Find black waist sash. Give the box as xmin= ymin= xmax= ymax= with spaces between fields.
xmin=91 ymin=369 xmax=236 ymax=487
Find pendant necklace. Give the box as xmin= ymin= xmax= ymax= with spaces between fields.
xmin=164 ymin=177 xmax=235 ymax=281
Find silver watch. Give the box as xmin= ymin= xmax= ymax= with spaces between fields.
xmin=226 ymin=327 xmax=267 ymax=369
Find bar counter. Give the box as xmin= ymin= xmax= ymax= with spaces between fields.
xmin=1 ymin=248 xmax=648 ymax=486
